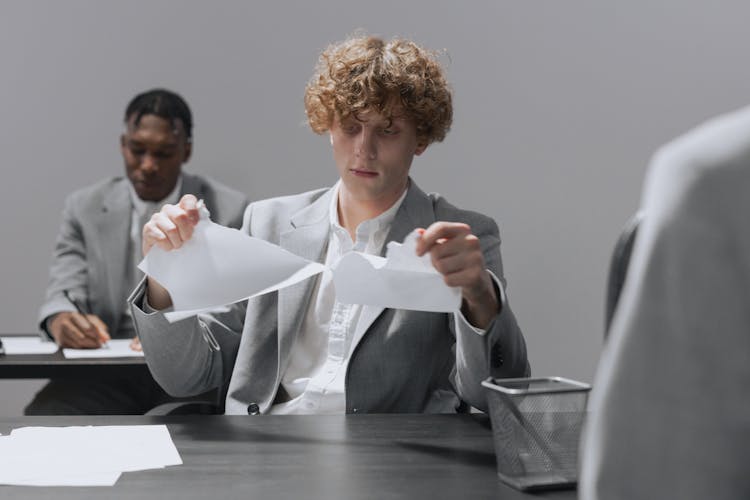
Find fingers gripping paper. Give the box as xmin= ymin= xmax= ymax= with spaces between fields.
xmin=138 ymin=207 xmax=325 ymax=322
xmin=331 ymin=231 xmax=461 ymax=312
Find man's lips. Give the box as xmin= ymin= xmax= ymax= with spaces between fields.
xmin=134 ymin=179 xmax=162 ymax=188
xmin=350 ymin=168 xmax=378 ymax=177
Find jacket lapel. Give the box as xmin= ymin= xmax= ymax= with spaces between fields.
xmin=277 ymin=189 xmax=333 ymax=372
xmin=348 ymin=180 xmax=438 ymax=355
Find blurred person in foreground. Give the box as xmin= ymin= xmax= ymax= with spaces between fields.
xmin=580 ymin=105 xmax=750 ymax=499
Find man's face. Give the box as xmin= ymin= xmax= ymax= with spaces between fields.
xmin=120 ymin=114 xmax=191 ymax=201
xmin=330 ymin=109 xmax=426 ymax=206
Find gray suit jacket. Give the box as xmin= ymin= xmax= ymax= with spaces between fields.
xmin=580 ymin=106 xmax=750 ymax=499
xmin=131 ymin=180 xmax=529 ymax=414
xmin=39 ymin=173 xmax=249 ymax=338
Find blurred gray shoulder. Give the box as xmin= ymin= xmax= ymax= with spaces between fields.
xmin=64 ymin=177 xmax=128 ymax=211
xmin=645 ymin=106 xmax=750 ymax=219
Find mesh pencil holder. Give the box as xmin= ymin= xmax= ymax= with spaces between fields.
xmin=482 ymin=376 xmax=591 ymax=492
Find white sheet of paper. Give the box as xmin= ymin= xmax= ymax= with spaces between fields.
xmin=0 ymin=425 xmax=180 ymax=487
xmin=332 ymin=231 xmax=461 ymax=312
xmin=62 ymin=339 xmax=143 ymax=359
xmin=0 ymin=336 xmax=58 ymax=355
xmin=139 ymin=216 xmax=325 ymax=322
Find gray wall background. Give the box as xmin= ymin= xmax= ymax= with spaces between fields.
xmin=2 ymin=0 xmax=749 ymax=415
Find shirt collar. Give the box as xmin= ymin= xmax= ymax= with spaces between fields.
xmin=328 ymin=180 xmax=408 ymax=237
xmin=128 ymin=175 xmax=183 ymax=217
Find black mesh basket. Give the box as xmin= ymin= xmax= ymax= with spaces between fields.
xmin=482 ymin=376 xmax=591 ymax=492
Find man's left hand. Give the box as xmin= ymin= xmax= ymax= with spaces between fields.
xmin=416 ymin=222 xmax=500 ymax=329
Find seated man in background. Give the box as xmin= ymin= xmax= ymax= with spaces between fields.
xmin=29 ymin=88 xmax=249 ymax=415
xmin=131 ymin=35 xmax=529 ymax=415
xmin=580 ymin=106 xmax=750 ymax=499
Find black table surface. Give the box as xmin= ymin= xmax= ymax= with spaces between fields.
xmin=0 ymin=413 xmax=577 ymax=499
xmin=0 ymin=335 xmax=146 ymax=379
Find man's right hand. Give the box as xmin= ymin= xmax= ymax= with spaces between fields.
xmin=48 ymin=312 xmax=110 ymax=348
xmin=142 ymin=194 xmax=202 ymax=310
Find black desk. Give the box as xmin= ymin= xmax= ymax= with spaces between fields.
xmin=0 ymin=414 xmax=575 ymax=499
xmin=0 ymin=335 xmax=146 ymax=379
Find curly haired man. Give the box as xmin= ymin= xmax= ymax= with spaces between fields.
xmin=131 ymin=35 xmax=529 ymax=415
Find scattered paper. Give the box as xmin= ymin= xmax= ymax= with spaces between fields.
xmin=332 ymin=230 xmax=461 ymax=312
xmin=0 ymin=336 xmax=58 ymax=355
xmin=0 ymin=425 xmax=181 ymax=487
xmin=62 ymin=339 xmax=144 ymax=359
xmin=139 ymin=207 xmax=325 ymax=322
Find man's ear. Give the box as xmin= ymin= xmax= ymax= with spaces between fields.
xmin=119 ymin=134 xmax=127 ymax=152
xmin=330 ymin=132 xmax=334 ymax=146
xmin=183 ymin=140 xmax=193 ymax=163
xmin=415 ymin=141 xmax=428 ymax=156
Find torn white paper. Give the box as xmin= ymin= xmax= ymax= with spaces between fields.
xmin=138 ymin=207 xmax=325 ymax=322
xmin=62 ymin=339 xmax=144 ymax=359
xmin=0 ymin=336 xmax=58 ymax=355
xmin=332 ymin=230 xmax=461 ymax=312
xmin=0 ymin=425 xmax=181 ymax=487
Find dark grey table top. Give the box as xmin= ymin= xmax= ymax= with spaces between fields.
xmin=0 ymin=413 xmax=577 ymax=499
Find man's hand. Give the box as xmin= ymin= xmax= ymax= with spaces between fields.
xmin=142 ymin=194 xmax=202 ymax=309
xmin=48 ymin=311 xmax=110 ymax=348
xmin=129 ymin=336 xmax=142 ymax=352
xmin=416 ymin=222 xmax=500 ymax=329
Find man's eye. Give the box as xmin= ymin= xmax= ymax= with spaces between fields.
xmin=342 ymin=123 xmax=359 ymax=134
xmin=128 ymin=147 xmax=145 ymax=156
xmin=152 ymin=151 xmax=173 ymax=159
xmin=381 ymin=128 xmax=398 ymax=136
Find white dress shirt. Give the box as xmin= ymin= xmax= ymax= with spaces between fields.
xmin=270 ymin=182 xmax=490 ymax=414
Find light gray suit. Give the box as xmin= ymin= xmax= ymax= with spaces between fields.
xmin=131 ymin=180 xmax=529 ymax=414
xmin=39 ymin=172 xmax=249 ymax=337
xmin=27 ymin=172 xmax=248 ymax=415
xmin=580 ymin=106 xmax=750 ymax=499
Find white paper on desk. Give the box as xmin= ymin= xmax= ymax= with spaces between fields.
xmin=138 ymin=213 xmax=325 ymax=323
xmin=332 ymin=230 xmax=461 ymax=312
xmin=62 ymin=338 xmax=144 ymax=359
xmin=0 ymin=425 xmax=181 ymax=487
xmin=0 ymin=336 xmax=58 ymax=355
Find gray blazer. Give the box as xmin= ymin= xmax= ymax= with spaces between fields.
xmin=131 ymin=180 xmax=529 ymax=414
xmin=39 ymin=173 xmax=249 ymax=338
xmin=580 ymin=106 xmax=750 ymax=499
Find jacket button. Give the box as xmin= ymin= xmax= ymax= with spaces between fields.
xmin=491 ymin=343 xmax=504 ymax=368
xmin=352 ymin=408 xmax=358 ymax=413
xmin=247 ymin=403 xmax=260 ymax=415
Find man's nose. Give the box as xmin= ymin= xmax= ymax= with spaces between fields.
xmin=356 ymin=131 xmax=376 ymax=160
xmin=140 ymin=154 xmax=158 ymax=173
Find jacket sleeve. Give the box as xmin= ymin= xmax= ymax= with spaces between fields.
xmin=130 ymin=281 xmax=246 ymax=398
xmin=128 ymin=200 xmax=255 ymax=398
xmin=37 ymin=194 xmax=88 ymax=339
xmin=451 ymin=217 xmax=530 ymax=411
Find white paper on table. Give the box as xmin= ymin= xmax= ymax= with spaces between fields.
xmin=138 ymin=209 xmax=325 ymax=323
xmin=0 ymin=336 xmax=58 ymax=355
xmin=331 ymin=230 xmax=461 ymax=312
xmin=62 ymin=339 xmax=144 ymax=359
xmin=0 ymin=425 xmax=181 ymax=487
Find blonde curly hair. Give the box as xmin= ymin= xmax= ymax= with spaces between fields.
xmin=304 ymin=35 xmax=452 ymax=145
